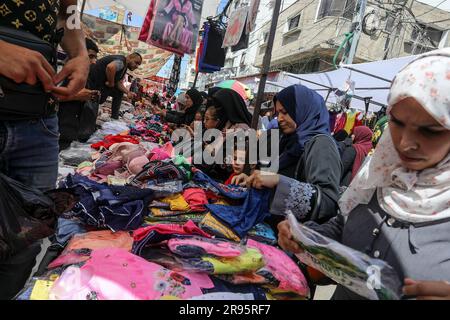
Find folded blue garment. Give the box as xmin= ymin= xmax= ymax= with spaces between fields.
xmin=192 ymin=171 xmax=248 ymax=200
xmin=60 ymin=174 xmax=154 ymax=232
xmin=205 ymin=188 xmax=271 ymax=238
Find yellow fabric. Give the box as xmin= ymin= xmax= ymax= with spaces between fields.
xmin=30 ymin=280 xmax=54 ymax=300
xmin=202 ymin=248 xmax=265 ymax=275
xmin=160 ymin=194 xmax=190 ymax=211
xmin=200 ymin=213 xmax=241 ymax=242
xmin=214 ymin=199 xmax=231 ymax=206
xmin=344 ymin=111 xmax=357 ymax=134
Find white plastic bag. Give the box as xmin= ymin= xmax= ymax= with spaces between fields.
xmin=287 ymin=212 xmax=402 ymax=300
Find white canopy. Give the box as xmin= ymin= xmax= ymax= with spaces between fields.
xmin=82 ymin=0 xmax=151 ymax=16
xmin=277 ymin=53 xmax=425 ymax=112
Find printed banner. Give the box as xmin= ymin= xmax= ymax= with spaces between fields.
xmin=143 ymin=0 xmax=204 ymax=56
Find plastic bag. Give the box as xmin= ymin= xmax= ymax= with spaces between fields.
xmin=59 ymin=141 xmax=94 ymax=166
xmin=99 ymin=120 xmax=129 ymax=136
xmin=287 ymin=212 xmax=403 ymax=300
xmin=0 ymin=173 xmax=57 ymax=262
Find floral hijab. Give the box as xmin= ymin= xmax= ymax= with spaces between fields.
xmin=339 ymin=48 xmax=450 ymax=223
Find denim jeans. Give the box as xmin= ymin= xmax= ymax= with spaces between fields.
xmin=0 ymin=115 xmax=59 ymax=300
xmin=0 ymin=116 xmax=59 ymax=191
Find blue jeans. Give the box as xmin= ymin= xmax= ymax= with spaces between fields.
xmin=0 ymin=115 xmax=59 ymax=300
xmin=0 ymin=116 xmax=59 ymax=191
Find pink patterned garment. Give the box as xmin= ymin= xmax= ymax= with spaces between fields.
xmin=247 ymin=239 xmax=310 ymax=297
xmin=167 ymin=236 xmax=244 ymax=258
xmin=50 ymin=248 xmax=214 ymax=300
xmin=339 ymin=48 xmax=450 ymax=223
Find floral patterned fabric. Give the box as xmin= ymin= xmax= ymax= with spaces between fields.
xmin=339 ymin=48 xmax=450 ymax=223
xmin=50 ymin=248 xmax=214 ymax=300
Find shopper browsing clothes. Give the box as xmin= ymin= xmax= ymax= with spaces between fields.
xmin=89 ymin=53 xmax=142 ymax=119
xmin=0 ymin=0 xmax=89 ymax=299
xmin=277 ymin=49 xmax=450 ymax=300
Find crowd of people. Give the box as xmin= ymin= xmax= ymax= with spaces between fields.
xmin=0 ymin=0 xmax=449 ymax=301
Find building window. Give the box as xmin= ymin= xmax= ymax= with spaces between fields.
xmin=240 ymin=53 xmax=247 ymax=66
xmin=317 ymin=0 xmax=356 ymax=20
xmin=288 ymin=14 xmax=301 ymax=31
xmin=411 ymin=24 xmax=443 ymax=47
xmin=263 ymin=32 xmax=269 ymax=43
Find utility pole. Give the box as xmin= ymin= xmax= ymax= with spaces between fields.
xmin=80 ymin=0 xmax=87 ymax=19
xmin=346 ymin=0 xmax=369 ymax=64
xmin=250 ymin=0 xmax=283 ymax=130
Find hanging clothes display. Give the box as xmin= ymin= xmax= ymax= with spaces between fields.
xmin=246 ymin=0 xmax=261 ymax=34
xmin=344 ymin=111 xmax=357 ymax=134
xmin=197 ymin=21 xmax=226 ymax=73
xmin=222 ymin=7 xmax=248 ymax=48
xmin=142 ymin=0 xmax=204 ymax=56
xmin=231 ymin=16 xmax=250 ymax=52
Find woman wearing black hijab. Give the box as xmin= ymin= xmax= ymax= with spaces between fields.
xmin=200 ymin=88 xmax=253 ymax=181
xmin=208 ymin=88 xmax=252 ymax=131
xmin=162 ymin=88 xmax=203 ymax=126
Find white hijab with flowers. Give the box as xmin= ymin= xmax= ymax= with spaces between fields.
xmin=339 ymin=48 xmax=450 ymax=223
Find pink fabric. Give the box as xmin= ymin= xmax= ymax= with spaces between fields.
xmin=48 ymin=231 xmax=134 ymax=269
xmin=133 ymin=220 xmax=211 ymax=242
xmin=50 ymin=248 xmax=214 ymax=300
xmin=149 ymin=148 xmax=170 ymax=162
xmin=168 ymin=236 xmax=243 ymax=258
xmin=95 ymin=160 xmax=122 ymax=176
xmin=247 ymin=239 xmax=310 ymax=297
xmin=128 ymin=155 xmax=150 ymax=175
xmin=182 ymin=188 xmax=208 ymax=212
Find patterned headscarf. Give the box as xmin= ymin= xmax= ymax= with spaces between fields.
xmin=339 ymin=48 xmax=450 ymax=223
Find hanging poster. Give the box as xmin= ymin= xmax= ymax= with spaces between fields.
xmin=246 ymin=0 xmax=261 ymax=34
xmin=222 ymin=7 xmax=248 ymax=48
xmin=145 ymin=0 xmax=204 ymax=56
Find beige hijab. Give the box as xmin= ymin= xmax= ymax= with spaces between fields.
xmin=339 ymin=48 xmax=450 ymax=223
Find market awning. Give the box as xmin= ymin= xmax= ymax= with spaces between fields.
xmin=81 ymin=0 xmax=151 ymax=16
xmin=278 ymin=53 xmax=423 ymax=112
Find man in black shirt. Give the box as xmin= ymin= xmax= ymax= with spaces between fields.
xmin=89 ymin=53 xmax=142 ymax=119
xmin=0 ymin=0 xmax=89 ymax=299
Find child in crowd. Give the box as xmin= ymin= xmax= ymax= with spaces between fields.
xmin=224 ymin=142 xmax=256 ymax=185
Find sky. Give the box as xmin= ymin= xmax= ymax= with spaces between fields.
xmin=417 ymin=0 xmax=450 ymax=12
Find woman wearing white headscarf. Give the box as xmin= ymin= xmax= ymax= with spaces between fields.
xmin=277 ymin=48 xmax=450 ymax=300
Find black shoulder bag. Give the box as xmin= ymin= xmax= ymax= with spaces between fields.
xmin=0 ymin=26 xmax=60 ymax=119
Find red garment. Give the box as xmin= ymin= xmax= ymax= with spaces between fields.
xmin=91 ymin=135 xmax=140 ymax=150
xmin=351 ymin=126 xmax=373 ymax=180
xmin=133 ymin=221 xmax=211 ymax=242
xmin=333 ymin=113 xmax=347 ymax=133
xmin=224 ymin=173 xmax=237 ymax=185
xmin=138 ymin=0 xmax=156 ymax=42
xmin=195 ymin=39 xmax=204 ymax=73
xmin=183 ymin=188 xmax=209 ymax=212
